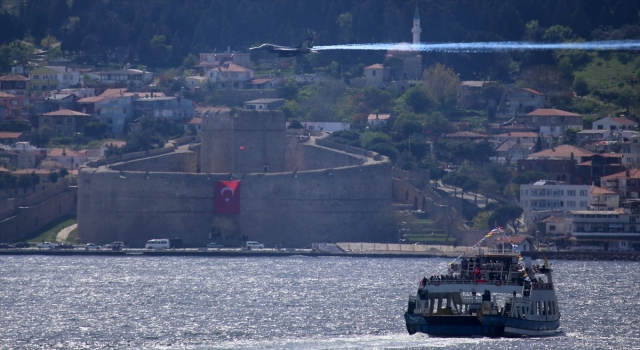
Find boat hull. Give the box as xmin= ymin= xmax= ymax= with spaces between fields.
xmin=405 ymin=314 xmax=559 ymax=337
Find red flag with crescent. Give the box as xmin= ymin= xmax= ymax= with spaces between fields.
xmin=215 ymin=180 xmax=241 ymax=214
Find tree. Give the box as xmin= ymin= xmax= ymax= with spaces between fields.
xmin=30 ymin=126 xmax=52 ymax=147
xmin=17 ymin=174 xmax=31 ymax=194
xmin=30 ymin=171 xmax=40 ymax=192
xmin=59 ymin=168 xmax=69 ymax=178
xmin=48 ymin=171 xmax=59 ymax=183
xmin=83 ymin=121 xmax=107 ymax=138
xmin=513 ymin=171 xmax=547 ymax=185
xmin=472 ymin=211 xmax=492 ymax=230
xmin=422 ymin=63 xmax=460 ymax=106
xmin=489 ymin=204 xmax=524 ymax=234
xmin=287 ymin=120 xmax=303 ymax=129
xmin=399 ymin=86 xmax=433 ymax=113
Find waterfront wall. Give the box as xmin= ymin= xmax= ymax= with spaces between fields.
xmin=0 ymin=186 xmax=77 ymax=243
xmin=78 ymin=147 xmax=392 ymax=248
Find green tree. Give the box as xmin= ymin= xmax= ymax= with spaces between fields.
xmin=399 ymin=86 xmax=433 ymax=113
xmin=287 ymin=120 xmax=303 ymax=129
xmin=472 ymin=211 xmax=492 ymax=230
xmin=30 ymin=126 xmax=52 ymax=147
xmin=17 ymin=174 xmax=31 ymax=194
xmin=59 ymin=168 xmax=69 ymax=178
xmin=513 ymin=171 xmax=547 ymax=185
xmin=83 ymin=121 xmax=107 ymax=138
xmin=422 ymin=63 xmax=460 ymax=106
xmin=573 ymin=76 xmax=590 ymax=97
xmin=48 ymin=171 xmax=59 ymax=183
xmin=489 ymin=204 xmax=524 ymax=233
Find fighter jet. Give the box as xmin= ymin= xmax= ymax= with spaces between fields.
xmin=249 ymin=36 xmax=317 ymax=57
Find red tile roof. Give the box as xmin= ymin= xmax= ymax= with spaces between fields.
xmin=0 ymin=91 xmax=16 ymax=98
xmin=527 ymin=109 xmax=582 ymax=117
xmin=494 ymin=132 xmax=539 ymax=138
xmin=13 ymin=168 xmax=51 ymax=175
xmin=0 ymin=74 xmax=29 ymax=81
xmin=187 ymin=117 xmax=201 ymax=125
xmin=602 ymin=168 xmax=640 ymax=180
xmin=368 ymin=113 xmax=391 ymax=121
xmin=48 ymin=148 xmax=86 ymax=157
xmin=590 ymin=185 xmax=616 ymax=195
xmin=365 ymin=64 xmax=385 ymax=69
xmin=0 ymin=132 xmax=23 ymax=139
xmin=40 ymin=109 xmax=90 ymax=117
xmin=610 ymin=117 xmax=638 ymax=125
xmin=521 ymin=88 xmax=542 ymax=95
xmin=247 ymin=78 xmax=276 ymax=84
xmin=77 ymin=96 xmax=104 ymax=103
xmin=0 ymin=166 xmax=9 ymax=173
xmin=527 ymin=145 xmax=594 ymax=160
xmin=541 ymin=216 xmax=564 ymax=223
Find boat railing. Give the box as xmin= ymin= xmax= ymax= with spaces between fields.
xmin=461 ymin=296 xmax=483 ymax=303
xmin=426 ymin=279 xmax=523 ymax=287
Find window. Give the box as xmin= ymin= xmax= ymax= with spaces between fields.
xmin=33 ymin=75 xmax=39 ymax=79
xmin=597 ymin=125 xmax=603 ymax=130
xmin=10 ymin=99 xmax=18 ymax=106
xmin=32 ymin=85 xmax=39 ymax=90
xmin=372 ymin=70 xmax=376 ymax=76
xmin=579 ymin=190 xmax=588 ymax=196
xmin=549 ymin=225 xmax=556 ymax=231
xmin=579 ymin=201 xmax=588 ymax=207
xmin=567 ymin=200 xmax=576 ymax=207
xmin=42 ymin=75 xmax=47 ymax=79
xmin=567 ymin=190 xmax=576 ymax=196
xmin=67 ymin=117 xmax=73 ymax=124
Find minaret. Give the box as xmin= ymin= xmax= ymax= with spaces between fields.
xmin=412 ymin=3 xmax=421 ymax=44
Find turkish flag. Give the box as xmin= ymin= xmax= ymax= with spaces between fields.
xmin=215 ymin=180 xmax=241 ymax=214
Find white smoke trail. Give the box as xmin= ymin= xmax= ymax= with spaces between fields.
xmin=313 ymin=40 xmax=640 ymax=52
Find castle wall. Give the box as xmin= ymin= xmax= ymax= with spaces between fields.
xmin=78 ymin=156 xmax=392 ymax=248
xmin=201 ymin=109 xmax=233 ymax=174
xmin=0 ymin=187 xmax=77 ymax=243
xmin=285 ymin=136 xmax=364 ymax=172
xmin=110 ymin=150 xmax=198 ymax=173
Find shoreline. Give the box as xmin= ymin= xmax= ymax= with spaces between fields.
xmin=1 ymin=249 xmax=640 ymax=261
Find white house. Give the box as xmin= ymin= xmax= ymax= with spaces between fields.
xmin=565 ymin=210 xmax=639 ymax=252
xmin=46 ymin=66 xmax=82 ymax=89
xmin=98 ymin=68 xmax=153 ymax=86
xmin=185 ymin=76 xmax=208 ymax=90
xmin=520 ymin=180 xmax=591 ymax=227
xmin=589 ymin=185 xmax=620 ymax=211
xmin=592 ymin=116 xmax=638 ymax=131
xmin=499 ymin=88 xmax=546 ymax=118
xmin=206 ymin=62 xmax=254 ymax=89
xmin=286 ymin=122 xmax=350 ymax=132
xmin=363 ymin=64 xmax=390 ymax=87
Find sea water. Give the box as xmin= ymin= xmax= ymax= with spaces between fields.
xmin=0 ymin=256 xmax=638 ymax=349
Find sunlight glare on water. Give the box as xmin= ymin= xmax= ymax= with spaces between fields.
xmin=0 ymin=256 xmax=639 ymax=349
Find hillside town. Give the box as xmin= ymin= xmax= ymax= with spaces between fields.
xmin=0 ymin=2 xmax=638 ymax=256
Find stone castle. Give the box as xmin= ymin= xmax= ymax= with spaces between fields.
xmin=77 ymin=109 xmax=393 ymax=247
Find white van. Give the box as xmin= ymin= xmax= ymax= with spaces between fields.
xmin=245 ymin=241 xmax=264 ymax=249
xmin=145 ymin=239 xmax=171 ymax=249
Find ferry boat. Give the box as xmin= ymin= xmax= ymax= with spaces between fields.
xmin=404 ymin=252 xmax=560 ymax=337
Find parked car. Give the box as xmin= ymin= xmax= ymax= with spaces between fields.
xmin=37 ymin=242 xmax=57 ymax=249
xmin=0 ymin=243 xmax=15 ymax=249
xmin=56 ymin=244 xmax=74 ymax=250
xmin=145 ymin=239 xmax=171 ymax=249
xmin=245 ymin=241 xmax=264 ymax=250
xmin=85 ymin=243 xmax=101 ymax=250
xmin=206 ymin=242 xmax=224 ymax=248
xmin=13 ymin=242 xmax=30 ymax=248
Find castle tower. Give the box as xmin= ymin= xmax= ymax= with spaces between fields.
xmin=412 ymin=3 xmax=421 ymax=44
xmin=201 ymin=109 xmax=286 ymax=174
